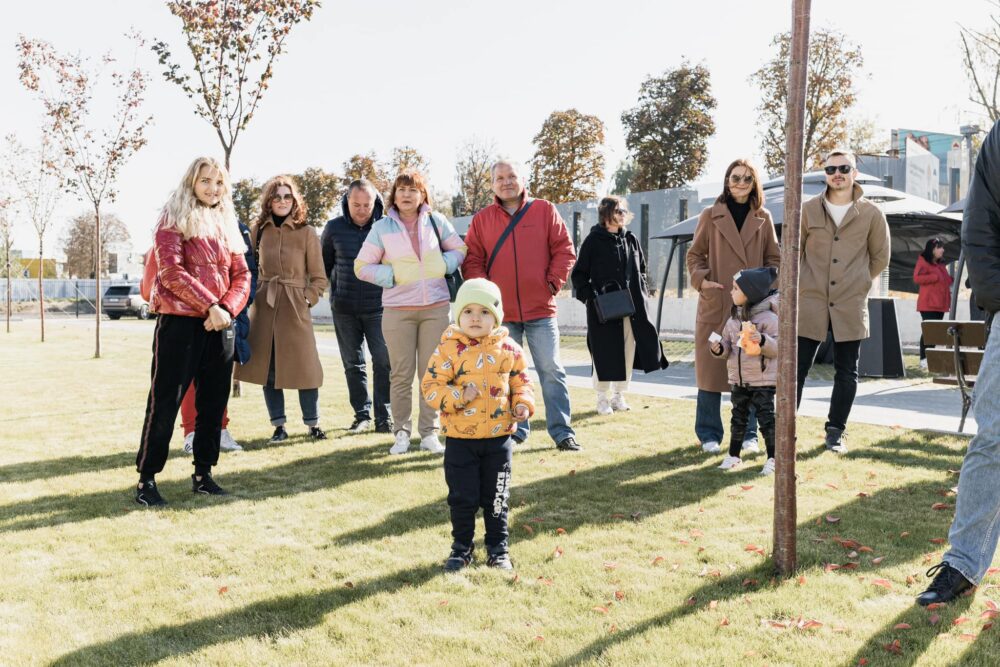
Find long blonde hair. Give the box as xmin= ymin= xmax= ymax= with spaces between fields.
xmin=158 ymin=157 xmax=246 ymax=252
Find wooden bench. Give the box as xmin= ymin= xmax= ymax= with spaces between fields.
xmin=921 ymin=320 xmax=987 ymax=433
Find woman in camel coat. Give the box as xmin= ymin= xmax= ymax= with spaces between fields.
xmin=687 ymin=159 xmax=780 ymax=454
xmin=236 ymin=175 xmax=328 ymax=442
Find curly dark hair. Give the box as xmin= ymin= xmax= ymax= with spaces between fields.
xmin=257 ymin=175 xmax=308 ymax=228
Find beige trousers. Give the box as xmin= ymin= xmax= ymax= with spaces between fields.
xmin=381 ymin=304 xmax=451 ymax=437
xmin=593 ymin=316 xmax=636 ymax=394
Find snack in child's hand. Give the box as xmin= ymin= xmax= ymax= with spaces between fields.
xmin=739 ymin=321 xmax=761 ymax=356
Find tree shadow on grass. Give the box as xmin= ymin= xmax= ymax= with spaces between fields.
xmin=46 ymin=562 xmax=442 ymax=666
xmin=547 ymin=478 xmax=966 ymax=666
xmin=0 ymin=443 xmax=443 ymax=534
xmin=331 ymin=445 xmax=750 ymax=548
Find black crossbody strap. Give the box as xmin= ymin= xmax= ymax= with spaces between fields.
xmin=486 ymin=199 xmax=534 ymax=277
xmin=427 ymin=211 xmax=444 ymax=246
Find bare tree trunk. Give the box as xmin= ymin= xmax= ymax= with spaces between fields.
xmin=38 ymin=237 xmax=45 ymax=342
xmin=773 ymin=0 xmax=812 ymax=576
xmin=95 ymin=204 xmax=102 ymax=358
xmin=5 ymin=247 xmax=10 ymax=334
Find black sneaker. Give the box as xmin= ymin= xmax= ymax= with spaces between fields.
xmin=444 ymin=546 xmax=474 ymax=572
xmin=348 ymin=417 xmax=372 ymax=434
xmin=487 ymin=552 xmax=514 ymax=570
xmin=135 ymin=480 xmax=167 ymax=507
xmin=375 ymin=421 xmax=393 ymax=434
xmin=824 ymin=426 xmax=847 ymax=454
xmin=270 ymin=425 xmax=288 ymax=443
xmin=557 ymin=436 xmax=582 ymax=451
xmin=310 ymin=426 xmax=327 ymax=440
xmin=917 ymin=562 xmax=974 ymax=606
xmin=192 ymin=473 xmax=228 ymax=495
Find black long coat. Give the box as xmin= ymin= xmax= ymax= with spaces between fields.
xmin=571 ymin=225 xmax=669 ymax=381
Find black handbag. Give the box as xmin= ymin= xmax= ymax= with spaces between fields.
xmin=592 ymin=237 xmax=636 ymax=324
xmin=593 ymin=280 xmax=636 ymax=323
xmin=428 ymin=212 xmax=463 ymax=301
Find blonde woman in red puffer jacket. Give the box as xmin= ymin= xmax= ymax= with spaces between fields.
xmin=134 ymin=156 xmax=251 ymax=508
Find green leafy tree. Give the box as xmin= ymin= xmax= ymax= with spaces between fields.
xmin=751 ymin=28 xmax=864 ymax=174
xmin=61 ymin=211 xmax=130 ymax=279
xmin=611 ymin=159 xmax=635 ymax=196
xmin=295 ymin=167 xmax=342 ymax=227
xmin=622 ymin=61 xmax=716 ymax=190
xmin=342 ymin=153 xmax=390 ymax=195
xmin=390 ymin=146 xmax=429 ymax=178
xmin=528 ymin=109 xmax=606 ymax=203
xmin=232 ymin=177 xmax=261 ymax=226
xmin=152 ymin=0 xmax=321 ymax=169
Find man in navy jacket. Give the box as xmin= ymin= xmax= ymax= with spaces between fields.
xmin=321 ymin=179 xmax=391 ymax=433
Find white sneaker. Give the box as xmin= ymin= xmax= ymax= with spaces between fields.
xmin=760 ymin=458 xmax=776 ymax=476
xmin=701 ymin=440 xmax=721 ymax=454
xmin=596 ymin=392 xmax=613 ymax=416
xmin=390 ymin=431 xmax=411 ymax=455
xmin=919 ymin=358 xmax=928 ymax=370
xmin=183 ymin=432 xmax=194 ymax=454
xmin=220 ymin=429 xmax=243 ymax=452
xmin=718 ymin=456 xmax=742 ymax=470
xmin=741 ymin=438 xmax=760 ymax=455
xmin=610 ymin=392 xmax=630 ymax=412
xmin=420 ymin=434 xmax=445 ymax=454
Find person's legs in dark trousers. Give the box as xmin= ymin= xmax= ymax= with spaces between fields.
xmin=919 ymin=311 xmax=945 ymax=360
xmin=444 ymin=438 xmax=482 ymax=556
xmin=695 ymin=390 xmax=724 ymax=445
xmin=137 ymin=315 xmax=203 ymax=478
xmin=262 ymin=344 xmax=286 ymax=426
xmin=332 ymin=311 xmax=371 ymax=422
xmin=796 ymin=336 xmax=822 ymax=408
xmin=480 ymin=437 xmax=514 ymax=557
xmin=360 ymin=310 xmax=392 ymax=427
xmin=191 ymin=327 xmax=234 ymax=475
xmin=728 ymin=386 xmax=753 ymax=458
xmin=297 ymin=388 xmax=320 ymax=426
xmin=827 ymin=339 xmax=862 ymax=431
xmin=750 ymin=388 xmax=777 ymax=459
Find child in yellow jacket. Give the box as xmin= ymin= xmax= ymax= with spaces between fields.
xmin=422 ymin=278 xmax=534 ymax=572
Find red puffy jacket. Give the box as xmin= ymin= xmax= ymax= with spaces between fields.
xmin=913 ymin=255 xmax=952 ymax=313
xmin=149 ymin=225 xmax=250 ymax=318
xmin=462 ymin=195 xmax=576 ymax=322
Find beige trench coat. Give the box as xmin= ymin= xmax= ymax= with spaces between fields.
xmin=687 ymin=203 xmax=781 ymax=393
xmin=798 ymin=185 xmax=890 ymax=342
xmin=235 ymin=217 xmax=328 ymax=389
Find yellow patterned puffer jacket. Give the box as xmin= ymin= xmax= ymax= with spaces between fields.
xmin=421 ymin=324 xmax=535 ymax=439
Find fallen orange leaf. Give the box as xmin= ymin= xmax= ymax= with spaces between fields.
xmin=872 ymin=556 xmax=885 ymax=565
xmin=555 ymin=527 xmax=567 ymax=535
xmin=959 ymin=633 xmax=977 ymax=642
xmin=858 ymin=546 xmax=874 ymax=553
xmin=826 ymin=483 xmax=840 ymax=490
xmin=615 ymin=590 xmax=625 ymax=601
xmin=522 ymin=525 xmax=535 ymax=535
xmin=719 ymin=616 xmax=730 ymax=626
xmin=740 ymin=485 xmax=754 ymax=491
xmin=988 ymin=567 xmax=1000 ymax=576
xmin=592 ymin=606 xmax=609 ymax=614
xmin=872 ymin=578 xmax=893 ymax=589
xmin=900 ymin=531 xmax=911 ymax=538
xmin=929 ymin=614 xmax=942 ymax=625
xmin=344 ymin=581 xmax=354 ymax=589
xmin=438 ymin=600 xmax=449 ymax=607
xmin=932 ymin=503 xmax=953 ymax=510
xmin=826 ymin=515 xmax=841 ymax=523
xmin=537 ymin=577 xmax=553 ymax=586
xmin=218 ymin=586 xmax=228 ymax=595
xmin=799 ymin=619 xmax=823 ymax=630
xmin=709 ymin=600 xmax=718 ymax=609
xmin=532 ymin=635 xmax=545 ymax=643
xmin=981 ymin=610 xmax=999 ymax=620
xmin=797 ymin=575 xmax=807 ymax=586
xmin=926 ymin=602 xmax=945 ymax=610
xmin=603 ymin=562 xmax=618 ymax=570
xmin=651 ymin=556 xmax=665 ymax=566
xmin=986 ymin=600 xmax=998 ymax=611
xmin=841 ymin=562 xmax=860 ymax=570
xmin=893 ymin=623 xmax=912 ymax=630
xmin=883 ymin=639 xmax=902 ymax=655
xmin=954 ymin=616 xmax=970 ymax=626
xmin=930 ymin=538 xmax=946 ymax=545
xmin=609 ymin=624 xmax=618 ymax=633
xmin=906 ymin=575 xmax=917 ymax=585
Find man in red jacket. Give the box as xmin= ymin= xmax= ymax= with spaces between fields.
xmin=462 ymin=160 xmax=580 ymax=451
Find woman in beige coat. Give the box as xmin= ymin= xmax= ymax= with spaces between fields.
xmin=236 ymin=175 xmax=328 ymax=442
xmin=687 ymin=159 xmax=781 ymax=454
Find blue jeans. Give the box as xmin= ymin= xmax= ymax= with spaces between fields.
xmin=263 ymin=346 xmax=319 ymax=427
xmin=945 ymin=315 xmax=1000 ymax=584
xmin=695 ymin=389 xmax=758 ymax=445
xmin=505 ymin=317 xmax=574 ymax=444
xmin=332 ymin=310 xmax=391 ymax=425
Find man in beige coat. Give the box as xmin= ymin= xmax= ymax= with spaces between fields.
xmin=796 ymin=150 xmax=890 ymax=453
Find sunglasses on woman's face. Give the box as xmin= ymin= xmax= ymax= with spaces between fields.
xmin=729 ymin=174 xmax=754 ymax=184
xmin=614 ymin=209 xmax=628 ymax=216
xmin=271 ymin=193 xmax=294 ymax=202
xmin=824 ymin=165 xmax=853 ymax=175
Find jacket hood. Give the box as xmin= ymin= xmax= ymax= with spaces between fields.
xmin=338 ymin=189 xmax=385 ymax=226
xmin=589 ymin=224 xmax=632 ymax=241
xmin=442 ymin=322 xmax=510 ymax=347
xmin=750 ymin=291 xmax=779 ymax=316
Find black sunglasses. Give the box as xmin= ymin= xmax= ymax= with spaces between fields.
xmin=728 ymin=174 xmax=754 ymax=184
xmin=824 ymin=165 xmax=853 ymax=175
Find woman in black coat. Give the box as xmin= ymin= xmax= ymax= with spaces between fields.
xmin=571 ymin=196 xmax=668 ymax=415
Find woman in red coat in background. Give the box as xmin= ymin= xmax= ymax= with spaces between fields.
xmin=913 ymin=237 xmax=952 ymax=369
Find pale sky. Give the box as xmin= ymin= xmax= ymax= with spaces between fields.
xmin=2 ymin=0 xmax=992 ymax=255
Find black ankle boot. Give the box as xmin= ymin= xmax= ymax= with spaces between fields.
xmin=917 ymin=562 xmax=973 ymax=606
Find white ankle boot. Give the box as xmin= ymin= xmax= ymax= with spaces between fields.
xmin=596 ymin=392 xmax=613 ymax=415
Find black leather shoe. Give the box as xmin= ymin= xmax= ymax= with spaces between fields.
xmin=824 ymin=426 xmax=847 ymax=454
xmin=557 ymin=436 xmax=581 ymax=451
xmin=917 ymin=562 xmax=974 ymax=606
xmin=374 ymin=421 xmax=393 ymax=434
xmin=270 ymin=425 xmax=288 ymax=443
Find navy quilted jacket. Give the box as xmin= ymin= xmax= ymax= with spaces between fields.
xmin=321 ymin=191 xmax=385 ymax=314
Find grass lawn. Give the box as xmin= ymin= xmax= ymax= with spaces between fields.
xmin=1 ymin=320 xmax=996 ymax=666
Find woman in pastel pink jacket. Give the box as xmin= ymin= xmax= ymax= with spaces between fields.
xmin=355 ymin=170 xmax=466 ymax=456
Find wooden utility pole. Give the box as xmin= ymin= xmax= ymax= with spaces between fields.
xmin=774 ymin=0 xmax=812 ymax=575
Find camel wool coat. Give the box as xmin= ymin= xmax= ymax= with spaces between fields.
xmin=235 ymin=216 xmax=328 ymax=389
xmin=687 ymin=203 xmax=781 ymax=393
xmin=798 ymin=184 xmax=890 ymax=343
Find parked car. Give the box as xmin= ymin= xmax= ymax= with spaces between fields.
xmin=103 ymin=284 xmax=151 ymax=320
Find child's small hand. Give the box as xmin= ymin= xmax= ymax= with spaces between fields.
xmin=749 ymin=330 xmax=762 ymax=344
xmin=462 ymin=383 xmax=480 ymax=403
xmin=513 ymin=404 xmax=529 ymax=422
xmin=710 ymin=342 xmax=723 ymax=355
